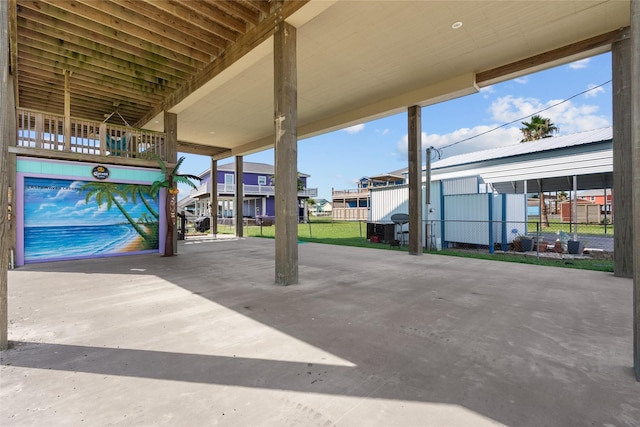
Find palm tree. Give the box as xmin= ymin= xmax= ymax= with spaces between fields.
xmin=82 ymin=182 xmax=153 ymax=241
xmin=520 ymin=115 xmax=558 ymax=142
xmin=520 ymin=115 xmax=558 ymax=227
xmin=151 ymin=155 xmax=201 ymax=257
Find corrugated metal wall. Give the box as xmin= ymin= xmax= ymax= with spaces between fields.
xmin=370 ymin=184 xmax=408 ymax=222
xmin=504 ymin=194 xmax=527 ymax=242
xmin=441 ymin=176 xmax=480 ymax=195
xmin=444 ymin=194 xmax=490 ymax=245
xmin=370 ymin=181 xmax=525 ymax=249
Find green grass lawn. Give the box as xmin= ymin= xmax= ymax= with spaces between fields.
xmin=209 ymin=218 xmax=613 ymax=272
xmin=527 ymin=221 xmax=615 ymax=236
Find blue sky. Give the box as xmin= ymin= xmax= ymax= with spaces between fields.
xmin=178 ymin=52 xmax=612 ymax=201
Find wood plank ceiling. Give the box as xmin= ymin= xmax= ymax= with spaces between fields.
xmin=13 ymin=0 xmax=276 ymax=126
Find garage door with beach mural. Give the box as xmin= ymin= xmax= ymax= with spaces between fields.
xmin=23 ymin=176 xmax=159 ymax=263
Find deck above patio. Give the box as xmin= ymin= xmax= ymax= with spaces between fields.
xmin=10 ymin=108 xmax=170 ymax=167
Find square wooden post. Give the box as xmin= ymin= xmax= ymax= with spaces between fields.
xmin=210 ymin=157 xmax=218 ymax=235
xmin=630 ymin=0 xmax=640 ymax=381
xmin=274 ymin=21 xmax=298 ymax=285
xmin=408 ymin=105 xmax=423 ymax=255
xmin=235 ymin=156 xmax=243 ymax=237
xmin=0 ymin=0 xmax=15 ymax=350
xmin=613 ymin=37 xmax=633 ymax=277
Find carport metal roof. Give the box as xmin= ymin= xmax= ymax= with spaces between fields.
xmin=429 ymin=127 xmax=614 ymax=193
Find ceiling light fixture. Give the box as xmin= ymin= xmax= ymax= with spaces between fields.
xmin=452 ymin=21 xmax=463 ymax=29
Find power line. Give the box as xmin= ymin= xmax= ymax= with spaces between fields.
xmin=438 ymin=79 xmax=612 ymax=151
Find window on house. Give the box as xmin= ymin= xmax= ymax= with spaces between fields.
xmin=258 ymin=176 xmax=267 ymax=186
xmin=224 ymin=174 xmax=234 ymax=185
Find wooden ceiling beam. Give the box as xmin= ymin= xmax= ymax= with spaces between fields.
xmin=18 ymin=24 xmax=192 ymax=83
xmin=18 ymin=54 xmax=168 ymax=101
xmin=176 ymin=0 xmax=254 ymax=34
xmin=17 ymin=85 xmax=154 ymax=122
xmin=202 ymin=0 xmax=260 ymax=27
xmin=477 ymin=27 xmax=630 ymax=86
xmin=19 ymin=43 xmax=180 ymax=92
xmin=64 ymin=0 xmax=223 ymax=59
xmin=17 ymin=9 xmax=201 ymax=75
xmin=22 ymin=0 xmax=211 ymax=64
xmin=177 ymin=141 xmax=231 ymax=157
xmin=133 ymin=0 xmax=242 ymax=43
xmin=135 ymin=0 xmax=310 ymax=127
xmin=235 ymin=0 xmax=271 ymax=16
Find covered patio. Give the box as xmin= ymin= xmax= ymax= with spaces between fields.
xmin=1 ymin=0 xmax=639 ymax=385
xmin=1 ymin=237 xmax=637 ymax=426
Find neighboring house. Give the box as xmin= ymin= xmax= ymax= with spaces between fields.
xmin=185 ymin=162 xmax=317 ymax=221
xmin=332 ymin=173 xmax=404 ymax=221
xmin=578 ymin=189 xmax=613 ymax=214
xmin=309 ymin=199 xmax=332 ymax=216
xmin=559 ymin=199 xmax=602 ymax=224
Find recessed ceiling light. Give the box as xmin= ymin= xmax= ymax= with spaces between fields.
xmin=452 ymin=21 xmax=463 ymax=29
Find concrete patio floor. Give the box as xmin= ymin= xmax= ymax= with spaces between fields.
xmin=1 ymin=236 xmax=638 ymax=426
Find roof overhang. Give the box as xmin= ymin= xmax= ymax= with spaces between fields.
xmin=12 ymin=1 xmax=631 ymax=160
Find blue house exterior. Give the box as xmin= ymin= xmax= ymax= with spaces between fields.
xmin=185 ymin=162 xmax=317 ymax=221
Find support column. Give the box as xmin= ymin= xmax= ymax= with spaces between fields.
xmin=235 ymin=156 xmax=243 ymax=237
xmin=210 ymin=157 xmax=218 ymax=235
xmin=274 ymin=21 xmax=298 ymax=285
xmin=613 ymin=37 xmax=633 ymax=277
xmin=408 ymin=105 xmax=423 ymax=255
xmin=164 ymin=111 xmax=178 ymax=256
xmin=1 ymin=0 xmax=16 ymax=350
xmin=630 ymin=0 xmax=640 ymax=381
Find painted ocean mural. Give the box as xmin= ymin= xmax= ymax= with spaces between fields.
xmin=24 ymin=177 xmax=159 ymax=263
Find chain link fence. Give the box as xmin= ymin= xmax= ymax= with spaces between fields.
xmin=182 ymin=217 xmax=614 ymax=257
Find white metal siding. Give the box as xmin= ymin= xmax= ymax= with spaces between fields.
xmin=370 ymin=185 xmax=408 ymax=223
xmin=444 ymin=194 xmax=490 ymax=245
xmin=504 ymin=194 xmax=527 ymax=242
xmin=442 ymin=176 xmax=479 ymax=195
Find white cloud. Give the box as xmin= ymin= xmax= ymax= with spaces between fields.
xmin=488 ymin=95 xmax=609 ymax=134
xmin=584 ymin=83 xmax=605 ymax=98
xmin=396 ymin=126 xmax=522 ymax=159
xmin=343 ymin=124 xmax=365 ymax=134
xmin=378 ymin=128 xmax=390 ymax=136
xmin=479 ymin=85 xmax=495 ymax=99
xmin=514 ymin=77 xmax=529 ymax=84
xmin=569 ymin=58 xmax=590 ymax=70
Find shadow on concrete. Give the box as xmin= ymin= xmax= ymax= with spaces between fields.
xmin=4 ymin=237 xmax=639 ymax=426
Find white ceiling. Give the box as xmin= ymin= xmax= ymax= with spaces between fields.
xmin=142 ymin=0 xmax=630 ymax=159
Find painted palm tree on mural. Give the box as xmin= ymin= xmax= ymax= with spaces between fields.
xmin=81 ymin=182 xmax=155 ymax=243
xmin=124 ymin=184 xmax=159 ymax=220
xmin=520 ymin=115 xmax=559 ymax=227
xmin=151 ymin=155 xmax=201 ymax=257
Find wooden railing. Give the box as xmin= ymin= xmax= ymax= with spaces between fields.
xmin=332 ymin=188 xmax=370 ymax=198
xmin=332 ymin=207 xmax=369 ymax=221
xmin=190 ymin=182 xmax=318 ymax=198
xmin=16 ymin=108 xmax=168 ymax=162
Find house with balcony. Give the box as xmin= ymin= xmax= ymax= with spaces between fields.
xmin=331 ymin=173 xmax=405 ymax=221
xmin=186 ymin=162 xmax=317 ymax=222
